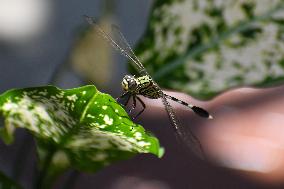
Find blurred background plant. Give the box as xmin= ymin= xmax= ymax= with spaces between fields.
xmin=134 ymin=0 xmax=284 ymax=99
xmin=1 ymin=0 xmax=284 ymax=188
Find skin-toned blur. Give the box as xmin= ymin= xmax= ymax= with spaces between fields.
xmin=143 ymin=85 xmax=284 ymax=185
xmin=203 ymin=86 xmax=284 ymax=183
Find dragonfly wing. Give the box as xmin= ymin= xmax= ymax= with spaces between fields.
xmin=111 ymin=24 xmax=148 ymax=75
xmin=84 ymin=15 xmax=147 ymax=75
xmin=160 ymin=93 xmax=206 ymax=159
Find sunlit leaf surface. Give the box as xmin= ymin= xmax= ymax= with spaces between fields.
xmin=0 ymin=85 xmax=162 ymax=175
xmin=135 ymin=0 xmax=284 ymax=99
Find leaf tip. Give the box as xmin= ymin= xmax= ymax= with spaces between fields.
xmin=158 ymin=147 xmax=165 ymax=158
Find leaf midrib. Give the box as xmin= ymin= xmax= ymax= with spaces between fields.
xmin=57 ymin=89 xmax=99 ymax=146
xmin=79 ymin=91 xmax=99 ymax=123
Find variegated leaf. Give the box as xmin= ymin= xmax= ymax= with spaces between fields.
xmin=0 ymin=85 xmax=162 ymax=177
xmin=135 ymin=0 xmax=284 ymax=99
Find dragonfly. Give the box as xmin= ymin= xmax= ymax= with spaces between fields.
xmin=84 ymin=15 xmax=213 ymax=159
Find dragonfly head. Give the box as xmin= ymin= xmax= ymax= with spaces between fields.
xmin=122 ymin=75 xmax=138 ymax=92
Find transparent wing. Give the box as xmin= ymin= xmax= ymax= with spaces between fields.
xmin=111 ymin=25 xmax=148 ymax=75
xmin=84 ymin=15 xmax=147 ymax=75
xmin=160 ymin=94 xmax=206 ymax=159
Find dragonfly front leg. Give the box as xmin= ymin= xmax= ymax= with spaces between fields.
xmin=133 ymin=96 xmax=146 ymax=120
xmin=128 ymin=95 xmax=136 ymax=114
xmin=116 ymin=91 xmax=128 ymax=101
xmin=129 ymin=96 xmax=138 ymax=126
xmin=116 ymin=92 xmax=131 ymax=107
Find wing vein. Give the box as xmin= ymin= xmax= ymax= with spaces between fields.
xmin=84 ymin=15 xmax=147 ymax=75
xmin=161 ymin=94 xmax=206 ymax=159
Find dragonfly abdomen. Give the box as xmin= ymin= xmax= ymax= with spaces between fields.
xmin=164 ymin=94 xmax=212 ymax=119
xmin=165 ymin=94 xmax=193 ymax=108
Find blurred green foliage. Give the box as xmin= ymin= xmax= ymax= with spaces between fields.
xmin=134 ymin=0 xmax=284 ymax=99
xmin=0 ymin=172 xmax=22 ymax=189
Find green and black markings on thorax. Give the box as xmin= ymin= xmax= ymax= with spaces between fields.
xmin=121 ymin=75 xmax=161 ymax=99
xmin=135 ymin=75 xmax=162 ymax=99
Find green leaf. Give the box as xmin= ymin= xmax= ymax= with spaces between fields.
xmin=0 ymin=171 xmax=22 ymax=189
xmin=134 ymin=0 xmax=284 ymax=99
xmin=0 ymin=85 xmax=162 ymax=181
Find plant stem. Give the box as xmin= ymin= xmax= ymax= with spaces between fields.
xmin=34 ymin=149 xmax=55 ymax=189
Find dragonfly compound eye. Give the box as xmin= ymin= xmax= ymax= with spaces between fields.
xmin=122 ymin=75 xmax=137 ymax=91
xmin=127 ymin=79 xmax=138 ymax=91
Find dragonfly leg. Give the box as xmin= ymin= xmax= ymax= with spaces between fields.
xmin=123 ymin=95 xmax=132 ymax=107
xmin=128 ymin=95 xmax=136 ymax=114
xmin=133 ymin=96 xmax=146 ymax=120
xmin=116 ymin=92 xmax=131 ymax=107
xmin=116 ymin=92 xmax=128 ymax=101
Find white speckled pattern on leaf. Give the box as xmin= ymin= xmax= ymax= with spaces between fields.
xmin=135 ymin=0 xmax=284 ymax=99
xmin=0 ymin=85 xmax=162 ymax=173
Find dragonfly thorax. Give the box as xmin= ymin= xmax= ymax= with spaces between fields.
xmin=122 ymin=75 xmax=161 ymax=99
xmin=122 ymin=75 xmax=138 ymax=92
